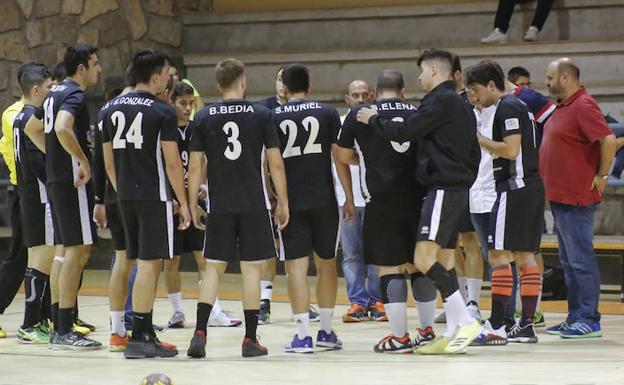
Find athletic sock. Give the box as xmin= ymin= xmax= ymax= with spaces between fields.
xmin=490 ymin=264 xmax=513 ymax=329
xmin=458 ymin=276 xmax=468 ymax=302
xmin=319 ymin=308 xmax=333 ymax=333
xmin=168 ymin=292 xmax=184 ymax=314
xmin=410 ymin=272 xmax=437 ymax=329
xmin=22 ymin=268 xmax=48 ymax=329
xmin=110 ymin=311 xmax=126 ymax=337
xmin=536 ymin=276 xmax=543 ymax=313
xmin=442 ymin=300 xmax=457 ymax=337
xmin=425 ymin=265 xmax=473 ymax=330
xmin=293 ymin=312 xmax=310 ymax=338
xmin=212 ymin=298 xmax=222 ymax=315
xmin=260 ymin=280 xmax=273 ymax=302
xmin=51 ymin=303 xmax=59 ymax=332
xmin=195 ymin=302 xmax=213 ymax=333
xmin=381 ymin=274 xmax=408 ymax=337
xmin=243 ymin=309 xmax=259 ymax=342
xmin=41 ymin=279 xmax=51 ymax=323
xmin=132 ymin=312 xmax=151 ymax=340
xmin=520 ymin=265 xmax=540 ymax=325
xmin=58 ymin=307 xmax=73 ymax=335
xmin=466 ymin=278 xmax=483 ymax=306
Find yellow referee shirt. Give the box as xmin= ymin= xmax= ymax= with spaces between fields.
xmin=0 ymin=99 xmax=25 ymax=185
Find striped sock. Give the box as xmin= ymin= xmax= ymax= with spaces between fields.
xmin=490 ymin=264 xmax=513 ymax=329
xmin=520 ymin=265 xmax=541 ymax=325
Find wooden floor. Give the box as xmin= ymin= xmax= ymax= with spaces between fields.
xmin=1 ymin=273 xmax=623 ymax=385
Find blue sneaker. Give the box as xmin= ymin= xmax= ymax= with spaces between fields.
xmin=284 ymin=335 xmax=314 ymax=353
xmin=560 ymin=322 xmax=602 ymax=339
xmin=316 ymin=330 xmax=342 ymax=350
xmin=546 ymin=321 xmax=569 ymax=336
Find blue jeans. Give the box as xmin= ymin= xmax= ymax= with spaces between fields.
xmin=110 ymin=255 xmax=137 ymax=316
xmin=551 ymin=202 xmax=601 ymax=325
xmin=339 ymin=206 xmax=381 ymax=306
xmin=471 ymin=212 xmax=518 ymax=318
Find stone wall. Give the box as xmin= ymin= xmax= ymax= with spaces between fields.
xmin=0 ymin=0 xmax=213 ymax=113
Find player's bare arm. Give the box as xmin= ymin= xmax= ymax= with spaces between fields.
xmin=24 ymin=115 xmax=45 ymax=153
xmin=162 ymin=140 xmax=191 ymax=230
xmin=265 ymin=147 xmax=289 ymax=230
xmin=477 ymin=131 xmax=521 ymax=160
xmin=55 ymin=110 xmax=91 ymax=186
xmin=332 ymin=145 xmax=356 ymax=223
xmin=187 ymin=151 xmax=207 ymax=230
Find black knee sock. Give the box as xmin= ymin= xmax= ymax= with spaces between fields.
xmin=244 ymin=309 xmax=259 ymax=342
xmin=380 ymin=274 xmax=407 ymax=304
xmin=425 ymin=262 xmax=459 ymax=300
xmin=51 ymin=303 xmax=59 ymax=332
xmin=58 ymin=307 xmax=74 ymax=335
xmin=132 ymin=312 xmax=151 ymax=340
xmin=410 ymin=272 xmax=437 ymax=303
xmin=41 ymin=279 xmax=51 ymax=323
xmin=22 ymin=268 xmax=49 ymax=328
xmin=195 ymin=303 xmax=213 ymax=333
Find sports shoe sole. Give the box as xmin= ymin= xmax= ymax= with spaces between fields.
xmin=470 ymin=338 xmax=508 ymax=346
xmin=342 ymin=316 xmax=366 ymax=323
xmin=508 ymin=336 xmax=538 ymax=343
xmin=444 ymin=322 xmax=482 ymax=354
xmin=50 ymin=343 xmax=101 ymax=351
xmin=285 ymin=347 xmax=314 ymax=354
xmin=374 ymin=347 xmax=413 ymax=354
xmin=17 ymin=335 xmax=47 ymax=344
xmin=560 ymin=331 xmax=602 ymax=339
xmin=109 ymin=345 xmax=127 ymax=352
xmin=187 ymin=345 xmax=206 ymax=358
xmin=167 ymin=322 xmax=185 ymax=329
xmin=316 ymin=341 xmax=342 ymax=350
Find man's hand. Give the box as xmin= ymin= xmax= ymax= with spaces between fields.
xmin=356 ymin=107 xmax=378 ymax=125
xmin=342 ymin=199 xmax=356 ymax=224
xmin=93 ymin=204 xmax=107 ymax=230
xmin=190 ymin=203 xmax=207 ymax=231
xmin=178 ymin=203 xmax=191 ymax=230
xmin=591 ymin=174 xmax=608 ymax=196
xmin=198 ymin=184 xmax=208 ymax=200
xmin=274 ymin=202 xmax=290 ymax=230
xmin=75 ymin=161 xmax=91 ymax=187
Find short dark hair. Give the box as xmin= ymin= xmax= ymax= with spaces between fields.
xmin=172 ymin=81 xmax=194 ymax=101
xmin=52 ymin=62 xmax=66 ymax=82
xmin=558 ymin=61 xmax=580 ymax=80
xmin=507 ymin=66 xmax=530 ymax=84
xmin=376 ymin=69 xmax=404 ymax=93
xmin=124 ymin=63 xmax=136 ymax=87
xmin=465 ymin=61 xmax=506 ymax=91
xmin=215 ymin=58 xmax=245 ymax=89
xmin=132 ymin=48 xmax=171 ymax=84
xmin=282 ymin=63 xmax=310 ymax=94
xmin=417 ymin=49 xmax=454 ymax=71
xmin=64 ymin=44 xmax=98 ymax=76
xmin=17 ymin=61 xmax=41 ymax=83
xmin=451 ymin=53 xmax=462 ymax=74
xmin=19 ymin=63 xmax=51 ymax=97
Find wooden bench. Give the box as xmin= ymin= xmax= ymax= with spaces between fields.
xmin=540 ymin=235 xmax=624 ymax=303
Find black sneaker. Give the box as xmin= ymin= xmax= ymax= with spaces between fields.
xmin=507 ymin=322 xmax=538 ymax=343
xmin=124 ymin=333 xmax=178 ymax=359
xmin=187 ymin=330 xmax=207 ymax=358
xmin=259 ymin=300 xmax=271 ymax=325
xmin=242 ymin=337 xmax=268 ymax=357
xmin=50 ymin=331 xmax=102 ymax=351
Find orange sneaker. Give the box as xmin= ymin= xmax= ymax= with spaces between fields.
xmin=369 ymin=301 xmax=388 ymax=322
xmin=157 ymin=338 xmax=177 ymax=351
xmin=373 ymin=333 xmax=414 ymax=353
xmin=342 ymin=304 xmax=368 ymax=323
xmin=109 ymin=333 xmax=129 ymax=352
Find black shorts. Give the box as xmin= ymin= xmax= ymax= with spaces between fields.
xmin=173 ymin=216 xmax=205 ymax=255
xmin=489 ymin=182 xmax=545 ymax=253
xmin=364 ymin=195 xmax=421 ymax=267
xmin=417 ymin=188 xmax=469 ymax=249
xmin=456 ymin=205 xmax=475 ymax=233
xmin=105 ymin=202 xmax=126 ymax=251
xmin=204 ymin=209 xmax=275 ymax=262
xmin=48 ymin=182 xmax=96 ymax=247
xmin=279 ymin=205 xmax=339 ymax=261
xmin=19 ymin=189 xmax=56 ymax=247
xmin=119 ymin=200 xmax=173 ymax=261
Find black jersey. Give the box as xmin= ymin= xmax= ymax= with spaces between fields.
xmin=189 ymin=100 xmax=280 ymax=214
xmin=338 ymin=98 xmax=423 ymax=200
xmin=101 ymin=90 xmax=178 ymax=202
xmin=257 ymin=96 xmax=281 ymax=110
xmin=492 ymin=94 xmax=541 ymax=191
xmin=272 ymin=100 xmax=340 ymax=211
xmin=13 ymin=105 xmax=47 ymax=199
xmin=93 ymin=99 xmax=119 ymax=204
xmin=38 ymin=79 xmax=91 ymax=184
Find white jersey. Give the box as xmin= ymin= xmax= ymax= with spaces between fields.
xmin=469 ymin=105 xmax=497 ymax=214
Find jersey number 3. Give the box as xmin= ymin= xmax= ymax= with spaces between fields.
xmin=112 ymin=111 xmax=144 ymax=150
xmin=223 ymin=121 xmax=242 ymax=160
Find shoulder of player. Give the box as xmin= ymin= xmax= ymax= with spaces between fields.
xmin=497 ymin=95 xmax=528 ymax=116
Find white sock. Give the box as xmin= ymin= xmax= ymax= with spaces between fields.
xmin=458 ymin=276 xmax=468 ymax=303
xmin=415 ymin=300 xmax=436 ymax=329
xmin=536 ymin=277 xmax=543 ymax=312
xmin=466 ymin=278 xmax=482 ymax=306
xmin=260 ymin=280 xmax=273 ymax=302
xmin=213 ymin=298 xmax=222 ymax=314
xmin=168 ymin=292 xmax=184 ymax=314
xmin=319 ymin=308 xmax=333 ymax=333
xmin=293 ymin=312 xmax=310 ymax=338
xmin=515 ymin=279 xmax=522 ymax=313
xmin=442 ymin=301 xmax=457 ymax=338
xmin=110 ymin=311 xmax=126 ymax=337
xmin=385 ymin=302 xmax=407 ymax=336
xmin=445 ymin=291 xmax=474 ymax=328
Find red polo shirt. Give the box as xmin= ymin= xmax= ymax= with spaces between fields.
xmin=540 ymin=88 xmax=612 ymax=206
